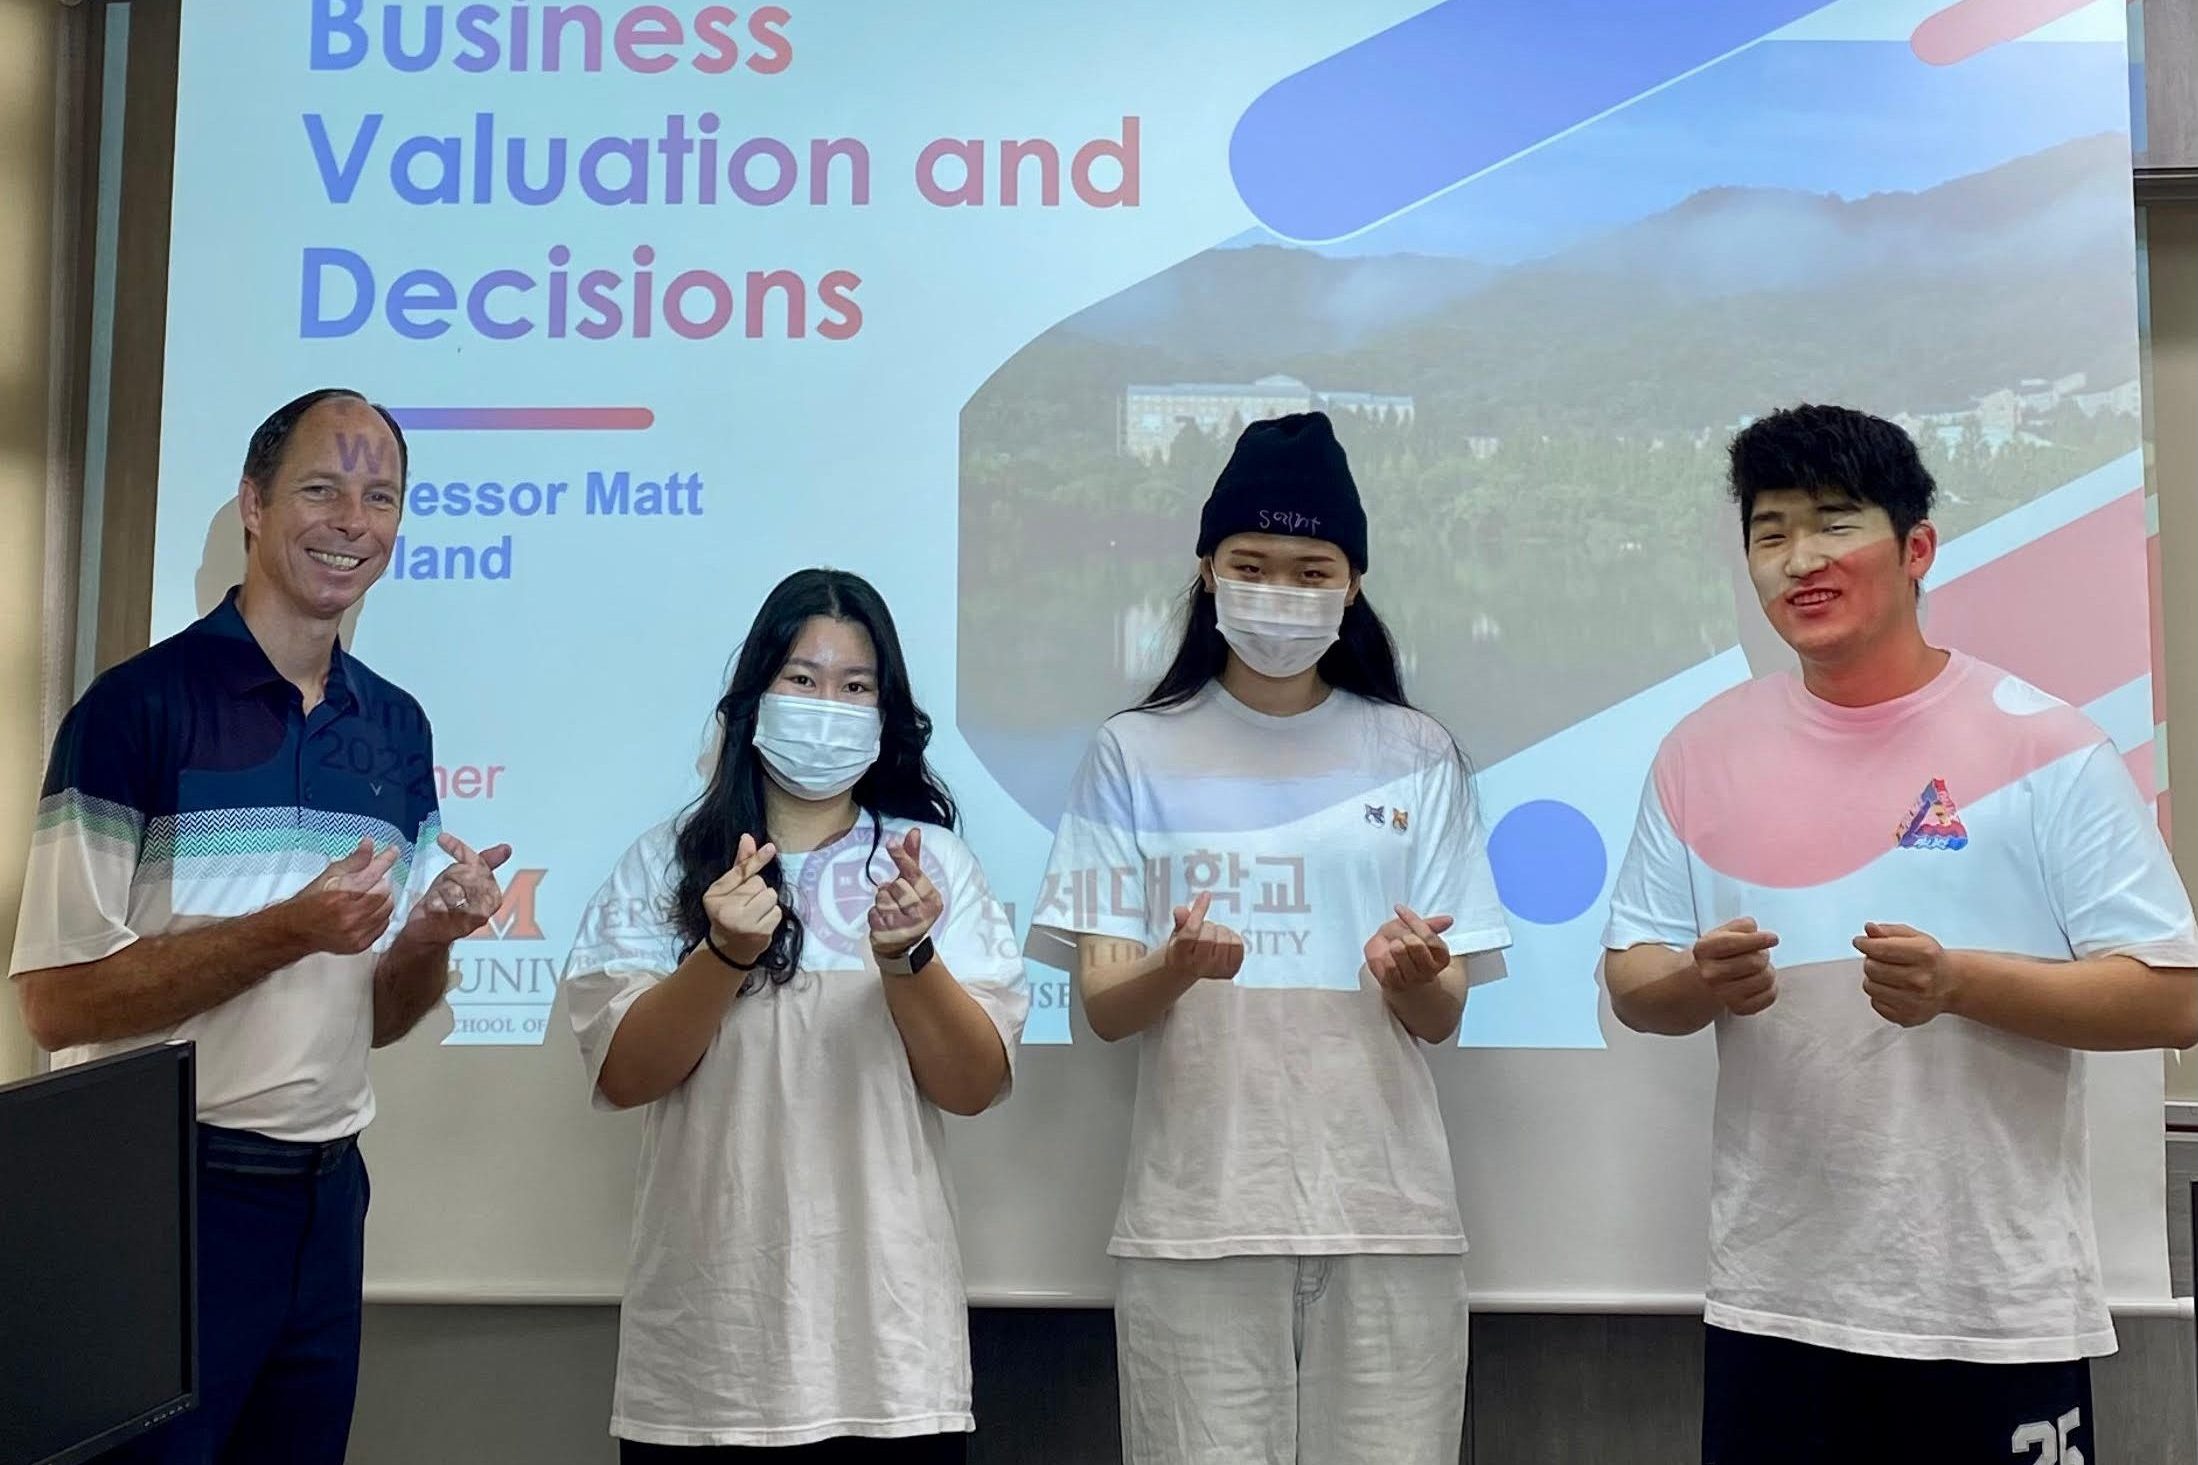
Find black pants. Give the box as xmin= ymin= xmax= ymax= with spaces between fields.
xmin=1703 ymin=1326 xmax=2096 ymax=1464
xmin=620 ymin=1437 xmax=967 ymax=1463
xmin=101 ymin=1126 xmax=370 ymax=1465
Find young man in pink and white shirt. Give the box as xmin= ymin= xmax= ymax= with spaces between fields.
xmin=1602 ymin=404 xmax=2198 ymax=1464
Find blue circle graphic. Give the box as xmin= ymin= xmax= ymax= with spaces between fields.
xmin=1487 ymin=800 xmax=1607 ymax=927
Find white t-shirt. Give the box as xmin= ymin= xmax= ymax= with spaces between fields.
xmin=1604 ymin=653 xmax=2198 ymax=1363
xmin=1029 ymin=684 xmax=1512 ymax=1259
xmin=565 ymin=814 xmax=1029 ymax=1447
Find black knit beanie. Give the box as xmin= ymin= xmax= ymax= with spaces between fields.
xmin=1195 ymin=411 xmax=1368 ymax=571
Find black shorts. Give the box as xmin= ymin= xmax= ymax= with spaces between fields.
xmin=1703 ymin=1326 xmax=2096 ymax=1465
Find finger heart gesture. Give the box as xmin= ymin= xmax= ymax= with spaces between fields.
xmin=869 ymin=827 xmax=945 ymax=958
xmin=1365 ymin=905 xmax=1455 ymax=989
xmin=1694 ymin=917 xmax=1780 ymax=1018
xmin=411 ymin=833 xmax=514 ymax=940
xmin=703 ymin=833 xmax=782 ymax=969
xmin=1162 ymin=890 xmax=1245 ymax=982
xmin=292 ymin=838 xmax=402 ymax=956
xmin=1854 ymin=922 xmax=1956 ymax=1028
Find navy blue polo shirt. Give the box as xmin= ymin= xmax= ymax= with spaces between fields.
xmin=9 ymin=588 xmax=444 ymax=1140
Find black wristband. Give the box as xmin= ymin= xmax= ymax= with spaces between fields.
xmin=704 ymin=931 xmax=761 ymax=972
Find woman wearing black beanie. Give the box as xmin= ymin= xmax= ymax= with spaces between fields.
xmin=1028 ymin=412 xmax=1511 ymax=1463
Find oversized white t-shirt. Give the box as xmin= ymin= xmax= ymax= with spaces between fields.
xmin=1604 ymin=653 xmax=2198 ymax=1362
xmin=1029 ymin=684 xmax=1512 ymax=1258
xmin=565 ymin=815 xmax=1029 ymax=1447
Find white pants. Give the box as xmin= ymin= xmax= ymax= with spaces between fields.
xmin=1114 ymin=1254 xmax=1471 ymax=1465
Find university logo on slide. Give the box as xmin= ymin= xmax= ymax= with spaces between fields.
xmin=462 ymin=868 xmax=546 ymax=940
xmin=1896 ymin=780 xmax=1969 ymax=852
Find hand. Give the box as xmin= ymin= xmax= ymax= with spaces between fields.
xmin=1366 ymin=905 xmax=1455 ymax=989
xmin=284 ymin=839 xmax=401 ymax=955
xmin=703 ymin=833 xmax=782 ymax=967
xmin=1161 ymin=890 xmax=1245 ymax=981
xmin=1854 ymin=922 xmax=1960 ymax=1028
xmin=400 ymin=834 xmax=514 ymax=946
xmin=869 ymin=827 xmax=946 ymax=959
xmin=1692 ymin=918 xmax=1779 ymax=1017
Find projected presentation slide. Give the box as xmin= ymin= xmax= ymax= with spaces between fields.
xmin=151 ymin=0 xmax=2152 ymax=1047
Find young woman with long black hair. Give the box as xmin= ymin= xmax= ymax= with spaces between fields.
xmin=565 ymin=568 xmax=1027 ymax=1462
xmin=1031 ymin=413 xmax=1512 ymax=1464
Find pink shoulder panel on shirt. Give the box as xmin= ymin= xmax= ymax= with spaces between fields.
xmin=1653 ymin=661 xmax=2104 ymax=889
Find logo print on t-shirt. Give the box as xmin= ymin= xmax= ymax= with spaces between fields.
xmin=1895 ymin=778 xmax=1969 ymax=851
xmin=1365 ymin=803 xmax=1387 ymax=826
xmin=1391 ymin=808 xmax=1410 ymax=832
xmin=788 ymin=831 xmax=954 ymax=960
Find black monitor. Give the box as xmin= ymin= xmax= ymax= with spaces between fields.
xmin=0 ymin=1043 xmax=197 ymax=1465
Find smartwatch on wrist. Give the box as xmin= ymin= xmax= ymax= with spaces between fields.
xmin=878 ymin=934 xmax=935 ymax=978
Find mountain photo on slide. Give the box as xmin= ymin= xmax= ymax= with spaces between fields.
xmin=956 ymin=32 xmax=2141 ymax=829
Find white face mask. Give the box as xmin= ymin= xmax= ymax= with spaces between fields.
xmin=1212 ymin=578 xmax=1348 ymax=679
xmin=752 ymin=693 xmax=882 ymax=801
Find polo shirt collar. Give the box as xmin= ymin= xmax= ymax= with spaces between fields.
xmin=195 ymin=586 xmax=362 ymax=713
